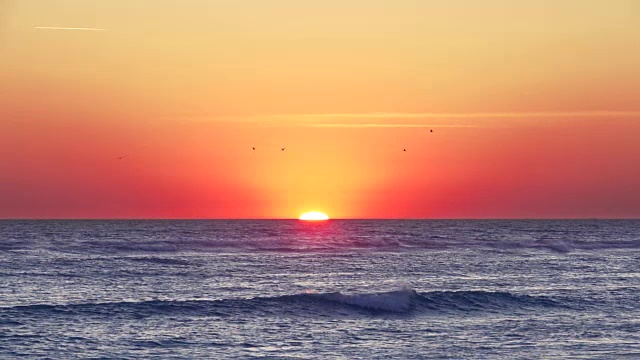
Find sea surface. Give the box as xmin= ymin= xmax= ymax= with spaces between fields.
xmin=1 ymin=220 xmax=639 ymax=359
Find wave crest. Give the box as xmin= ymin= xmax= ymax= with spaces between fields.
xmin=2 ymin=289 xmax=562 ymax=317
xmin=313 ymin=289 xmax=416 ymax=312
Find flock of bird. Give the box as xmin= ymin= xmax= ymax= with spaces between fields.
xmin=250 ymin=147 xmax=285 ymax=151
xmin=248 ymin=129 xmax=434 ymax=153
xmin=116 ymin=129 xmax=434 ymax=159
xmin=250 ymin=147 xmax=286 ymax=151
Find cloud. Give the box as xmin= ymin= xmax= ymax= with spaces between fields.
xmin=307 ymin=123 xmax=481 ymax=128
xmin=34 ymin=26 xmax=110 ymax=32
xmin=176 ymin=111 xmax=640 ymax=122
xmin=0 ymin=0 xmax=13 ymax=40
xmin=264 ymin=111 xmax=640 ymax=120
xmin=166 ymin=111 xmax=640 ymax=129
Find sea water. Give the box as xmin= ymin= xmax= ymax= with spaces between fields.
xmin=1 ymin=220 xmax=639 ymax=359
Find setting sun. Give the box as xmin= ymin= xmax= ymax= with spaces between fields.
xmin=299 ymin=212 xmax=330 ymax=221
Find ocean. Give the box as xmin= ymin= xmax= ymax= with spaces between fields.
xmin=1 ymin=220 xmax=639 ymax=359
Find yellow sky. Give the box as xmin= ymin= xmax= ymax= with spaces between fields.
xmin=1 ymin=1 xmax=639 ymax=218
xmin=3 ymin=0 xmax=640 ymax=115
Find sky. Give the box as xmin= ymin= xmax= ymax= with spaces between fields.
xmin=1 ymin=0 xmax=639 ymax=219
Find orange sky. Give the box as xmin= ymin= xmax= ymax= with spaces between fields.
xmin=1 ymin=0 xmax=639 ymax=218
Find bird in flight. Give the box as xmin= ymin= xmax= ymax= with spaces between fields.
xmin=430 ymin=129 xmax=433 ymax=133
xmin=252 ymin=147 xmax=256 ymax=150
xmin=117 ymin=155 xmax=126 ymax=160
xmin=403 ymin=148 xmax=407 ymax=152
xmin=281 ymin=148 xmax=286 ymax=151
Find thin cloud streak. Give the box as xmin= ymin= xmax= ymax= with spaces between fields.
xmin=176 ymin=111 xmax=640 ymax=123
xmin=0 ymin=0 xmax=13 ymax=41
xmin=165 ymin=110 xmax=640 ymax=130
xmin=307 ymin=124 xmax=482 ymax=128
xmin=34 ymin=26 xmax=110 ymax=32
xmin=272 ymin=111 xmax=640 ymax=119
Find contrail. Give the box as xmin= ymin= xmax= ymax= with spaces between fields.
xmin=34 ymin=26 xmax=109 ymax=32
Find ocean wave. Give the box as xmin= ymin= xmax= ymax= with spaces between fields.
xmin=2 ymin=220 xmax=640 ymax=255
xmin=125 ymin=256 xmax=194 ymax=266
xmin=8 ymin=237 xmax=640 ymax=255
xmin=1 ymin=289 xmax=562 ymax=318
xmin=491 ymin=239 xmax=640 ymax=254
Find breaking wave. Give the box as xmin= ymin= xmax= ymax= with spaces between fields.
xmin=1 ymin=289 xmax=563 ymax=318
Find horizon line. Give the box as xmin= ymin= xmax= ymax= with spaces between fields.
xmin=1 ymin=218 xmax=638 ymax=221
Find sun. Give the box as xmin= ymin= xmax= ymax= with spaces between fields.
xmin=299 ymin=211 xmax=329 ymax=221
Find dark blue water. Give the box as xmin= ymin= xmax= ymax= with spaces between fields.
xmin=1 ymin=220 xmax=639 ymax=358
